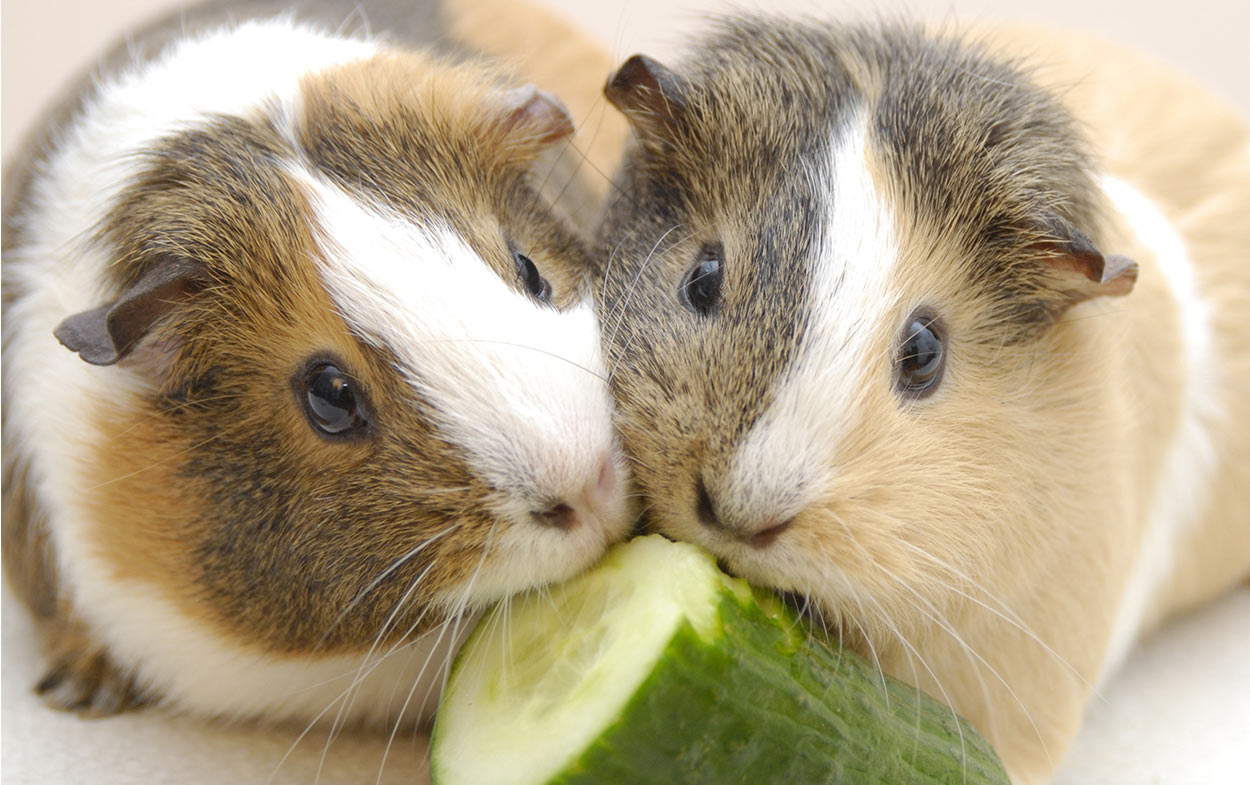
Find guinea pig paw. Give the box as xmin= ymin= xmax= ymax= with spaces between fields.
xmin=35 ymin=642 xmax=147 ymax=718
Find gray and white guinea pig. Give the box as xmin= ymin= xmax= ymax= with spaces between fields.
xmin=1 ymin=0 xmax=632 ymax=729
xmin=594 ymin=16 xmax=1250 ymax=784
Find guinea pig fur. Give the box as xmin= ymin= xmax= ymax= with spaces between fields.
xmin=594 ymin=17 xmax=1250 ymax=784
xmin=1 ymin=0 xmax=632 ymax=729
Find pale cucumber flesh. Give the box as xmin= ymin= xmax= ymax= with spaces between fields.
xmin=430 ymin=535 xmax=1008 ymax=785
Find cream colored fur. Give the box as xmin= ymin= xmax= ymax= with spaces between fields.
xmin=943 ymin=23 xmax=1250 ymax=781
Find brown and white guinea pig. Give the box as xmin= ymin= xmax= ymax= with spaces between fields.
xmin=0 ymin=0 xmax=633 ymax=730
xmin=592 ymin=16 xmax=1250 ymax=784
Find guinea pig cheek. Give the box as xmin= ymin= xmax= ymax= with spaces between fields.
xmin=77 ymin=388 xmax=216 ymax=631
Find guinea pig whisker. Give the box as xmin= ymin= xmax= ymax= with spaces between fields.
xmin=889 ymin=536 xmax=1089 ymax=688
xmin=414 ymin=338 xmax=607 ymax=382
xmin=888 ymin=573 xmax=1053 ymax=770
xmin=315 ymin=632 xmax=438 ymax=785
xmin=613 ymin=444 xmax=659 ymax=476
xmin=501 ymin=594 xmax=517 ymax=695
xmin=378 ymin=517 xmax=502 ymax=782
xmin=110 ymin=392 xmax=246 ymax=437
xmin=603 ymin=222 xmax=683 ymax=354
xmin=347 ymin=560 xmax=445 ymax=697
xmin=315 ymin=626 xmax=429 ymax=780
xmin=312 ymin=607 xmax=452 ymax=785
xmin=566 ymin=91 xmax=628 ymax=195
xmin=432 ymin=518 xmax=499 ymax=698
xmin=83 ymin=420 xmax=251 ymax=491
xmin=883 ymin=572 xmax=993 ymax=771
xmin=321 ymin=558 xmax=445 ymax=757
xmin=598 ymin=232 xmax=632 ymax=312
xmin=410 ymin=485 xmax=474 ymax=495
xmin=312 ymin=586 xmax=458 ymax=755
xmin=376 ymin=614 xmax=456 ymax=785
xmin=1058 ymin=306 xmax=1133 ymax=324
xmin=533 ymin=83 xmax=614 ymax=207
xmin=951 ymin=62 xmax=1021 ymax=90
xmin=846 ymin=609 xmax=892 ymax=712
xmin=868 ymin=595 xmax=960 ymax=781
xmin=330 ymin=3 xmax=372 ymax=39
xmin=824 ymin=512 xmax=895 ymax=707
xmin=829 ymin=506 xmax=992 ymax=753
xmin=268 ymin=618 xmax=436 ymax=785
xmin=319 ymin=525 xmax=458 ymax=646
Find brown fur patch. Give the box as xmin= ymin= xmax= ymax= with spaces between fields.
xmin=298 ymin=51 xmax=590 ymax=307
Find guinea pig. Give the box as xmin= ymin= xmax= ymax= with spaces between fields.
xmin=1 ymin=0 xmax=632 ymax=730
xmin=592 ymin=16 xmax=1250 ymax=784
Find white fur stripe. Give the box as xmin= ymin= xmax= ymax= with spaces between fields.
xmin=723 ymin=115 xmax=901 ymax=527
xmin=1097 ymin=175 xmax=1222 ymax=681
xmin=294 ymin=171 xmax=616 ymax=532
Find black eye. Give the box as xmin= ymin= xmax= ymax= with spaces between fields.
xmin=680 ymin=243 xmax=723 ymax=314
xmin=303 ymin=363 xmax=367 ymax=436
xmin=513 ymin=250 xmax=551 ymax=303
xmin=896 ymin=314 xmax=946 ymax=399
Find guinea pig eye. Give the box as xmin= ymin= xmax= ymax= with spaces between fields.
xmin=895 ymin=313 xmax=946 ymax=399
xmin=680 ymin=243 xmax=724 ymax=314
xmin=303 ymin=363 xmax=367 ymax=436
xmin=513 ymin=249 xmax=552 ymax=303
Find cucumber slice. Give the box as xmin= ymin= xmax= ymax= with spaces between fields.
xmin=430 ymin=535 xmax=1008 ymax=785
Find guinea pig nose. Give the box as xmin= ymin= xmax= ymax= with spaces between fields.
xmin=695 ymin=478 xmax=723 ymax=531
xmin=695 ymin=477 xmax=792 ymax=547
xmin=585 ymin=453 xmax=618 ymax=516
xmin=535 ymin=502 xmax=578 ymax=531
xmin=748 ymin=519 xmax=793 ymax=549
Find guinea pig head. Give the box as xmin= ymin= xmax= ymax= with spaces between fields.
xmin=596 ymin=21 xmax=1138 ymax=651
xmin=53 ymin=52 xmax=630 ymax=664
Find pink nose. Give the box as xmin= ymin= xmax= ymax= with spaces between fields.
xmin=586 ymin=453 xmax=618 ymax=516
xmin=748 ymin=519 xmax=793 ymax=549
xmin=533 ymin=453 xmax=619 ymax=532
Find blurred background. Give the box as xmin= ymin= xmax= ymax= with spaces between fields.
xmin=3 ymin=0 xmax=1249 ymax=163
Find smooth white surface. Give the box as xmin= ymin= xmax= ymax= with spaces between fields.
xmin=1053 ymin=587 xmax=1250 ymax=785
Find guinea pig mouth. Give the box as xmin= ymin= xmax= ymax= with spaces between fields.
xmin=710 ymin=556 xmax=847 ymax=642
xmin=779 ymin=590 xmax=845 ymax=642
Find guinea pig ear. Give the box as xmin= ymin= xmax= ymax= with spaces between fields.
xmin=54 ymin=257 xmax=204 ymax=366
xmin=604 ymin=54 xmax=688 ymax=135
xmin=1031 ymin=215 xmax=1138 ymax=308
xmin=480 ymin=85 xmax=575 ymax=160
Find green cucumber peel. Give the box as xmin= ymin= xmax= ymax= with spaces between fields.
xmin=431 ymin=535 xmax=1008 ymax=785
